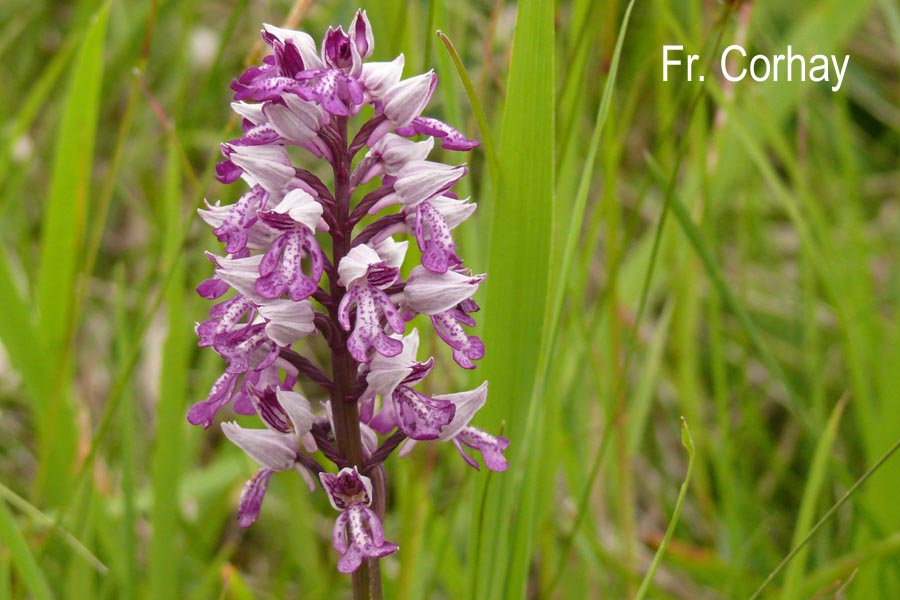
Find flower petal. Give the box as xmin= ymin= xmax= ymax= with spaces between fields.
xmin=236 ymin=468 xmax=273 ymax=527
xmin=433 ymin=381 xmax=488 ymax=441
xmin=319 ymin=467 xmax=373 ymax=511
xmin=221 ymin=421 xmax=298 ymax=471
xmin=275 ymin=389 xmax=317 ymax=452
xmin=404 ymin=266 xmax=484 ymax=315
xmin=384 ymin=71 xmax=436 ymax=127
xmin=187 ymin=371 xmax=239 ymax=428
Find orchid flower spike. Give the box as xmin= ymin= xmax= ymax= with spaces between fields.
xmin=188 ymin=9 xmax=503 ymax=586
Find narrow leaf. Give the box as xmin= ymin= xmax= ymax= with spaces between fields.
xmin=0 ymin=499 xmax=54 ymax=600
xmin=470 ymin=0 xmax=555 ymax=598
xmin=33 ymin=2 xmax=109 ymax=505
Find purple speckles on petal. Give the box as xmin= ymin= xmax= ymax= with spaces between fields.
xmin=455 ymin=426 xmax=509 ymax=472
xmin=415 ymin=201 xmax=458 ymax=273
xmin=392 ymin=386 xmax=455 ymax=440
xmin=332 ymin=504 xmax=398 ymax=574
xmin=333 ymin=510 xmax=350 ymax=553
xmin=188 ymin=371 xmax=239 ymax=428
xmin=430 ymin=310 xmax=484 ymax=369
xmin=195 ymin=13 xmax=500 ymax=572
xmin=337 ymin=544 xmax=364 ymax=574
xmin=234 ymin=122 xmax=281 ymax=146
xmin=298 ymin=69 xmax=365 ymax=117
xmin=255 ymin=229 xmax=323 ymax=301
xmin=212 ymin=186 xmax=268 ymax=254
xmin=237 ymin=469 xmax=274 ymax=527
xmin=396 ymin=116 xmax=480 ymax=151
xmin=219 ymin=327 xmax=279 ymax=373
xmin=339 ymin=284 xmax=404 ymax=363
xmin=373 ymin=287 xmax=406 ymax=332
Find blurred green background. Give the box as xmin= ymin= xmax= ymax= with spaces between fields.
xmin=1 ymin=0 xmax=900 ymax=598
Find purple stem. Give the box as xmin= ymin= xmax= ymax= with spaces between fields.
xmin=327 ymin=115 xmax=381 ymax=600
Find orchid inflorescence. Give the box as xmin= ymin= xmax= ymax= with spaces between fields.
xmin=187 ymin=10 xmax=508 ymax=577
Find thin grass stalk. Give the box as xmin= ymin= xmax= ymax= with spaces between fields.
xmin=633 ymin=418 xmax=696 ymax=600
xmin=750 ymin=436 xmax=900 ymax=599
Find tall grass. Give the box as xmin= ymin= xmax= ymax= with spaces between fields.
xmin=1 ymin=0 xmax=899 ymax=598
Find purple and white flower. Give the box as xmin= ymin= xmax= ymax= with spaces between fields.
xmin=321 ymin=468 xmax=399 ymax=573
xmin=189 ymin=9 xmax=504 ymax=578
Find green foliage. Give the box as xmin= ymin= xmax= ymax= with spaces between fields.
xmin=1 ymin=0 xmax=899 ymax=598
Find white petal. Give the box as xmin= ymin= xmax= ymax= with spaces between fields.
xmin=231 ymin=101 xmax=266 ymax=125
xmin=293 ymin=463 xmax=317 ymax=491
xmin=271 ymin=188 xmax=323 ymax=231
xmin=275 ymin=390 xmax=317 ymax=452
xmin=434 ymin=381 xmax=488 ymax=441
xmin=228 ymin=144 xmax=294 ymax=193
xmin=404 ymin=266 xmax=484 ymax=315
xmin=263 ymin=96 xmax=323 ymax=144
xmin=374 ymin=236 xmax=408 ymax=269
xmin=258 ymin=299 xmax=315 ymax=346
xmin=371 ymin=133 xmax=433 ymax=176
xmin=360 ymin=422 xmax=379 ymax=457
xmin=337 ymin=244 xmax=382 ymax=287
xmin=384 ymin=71 xmax=435 ymax=127
xmin=361 ymin=55 xmax=405 ymax=101
xmin=215 ymin=254 xmax=266 ymax=302
xmin=221 ymin=422 xmax=297 ymax=471
xmin=365 ymin=329 xmax=420 ymax=396
xmin=393 ymin=160 xmax=466 ymax=206
xmin=421 ymin=195 xmax=477 ymax=229
xmin=197 ymin=200 xmax=229 ymax=228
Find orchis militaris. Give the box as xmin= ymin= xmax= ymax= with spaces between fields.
xmin=188 ymin=9 xmax=508 ymax=589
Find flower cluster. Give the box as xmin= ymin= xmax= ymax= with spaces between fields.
xmin=188 ymin=11 xmax=508 ymax=575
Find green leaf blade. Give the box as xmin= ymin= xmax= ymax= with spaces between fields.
xmin=469 ymin=0 xmax=555 ymax=598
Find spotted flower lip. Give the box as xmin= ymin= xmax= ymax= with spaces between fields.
xmin=395 ymin=116 xmax=479 ymax=151
xmin=321 ymin=468 xmax=399 ymax=573
xmin=453 ymin=426 xmax=510 ymax=472
xmin=333 ymin=504 xmax=399 ymax=573
xmin=396 ymin=382 xmax=509 ymax=472
xmin=338 ymin=283 xmax=405 ymax=362
xmin=191 ymin=9 xmax=502 ymax=578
